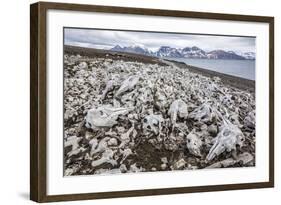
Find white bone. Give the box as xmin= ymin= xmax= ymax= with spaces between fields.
xmin=168 ymin=99 xmax=188 ymax=125
xmin=115 ymin=75 xmax=140 ymax=96
xmin=129 ymin=163 xmax=144 ymax=173
xmin=64 ymin=136 xmax=83 ymax=156
xmin=189 ymin=103 xmax=216 ymax=123
xmin=229 ymin=113 xmax=242 ymax=127
xmin=119 ymin=164 xmax=127 ymax=173
xmin=85 ymin=105 xmax=130 ymax=129
xmin=186 ymin=131 xmax=202 ymax=157
xmin=91 ymin=149 xmax=117 ymax=167
xmin=108 ymin=138 xmax=118 ymax=146
xmin=89 ymin=138 xmax=98 ymax=150
xmin=78 ymin=62 xmax=88 ymax=69
xmin=212 ymin=76 xmax=221 ymax=83
xmin=171 ymin=159 xmax=186 ymax=170
xmin=94 ymin=168 xmax=121 ymax=175
xmin=119 ymin=125 xmax=134 ymax=148
xmin=142 ymin=114 xmax=163 ymax=135
xmin=154 ymin=89 xmax=167 ymax=110
xmin=64 ymin=135 xmax=81 ymax=150
xmin=101 ymin=80 xmax=114 ymax=100
xmin=137 ymin=87 xmax=153 ymax=105
xmin=90 ymin=137 xmax=109 ymax=156
xmin=68 ymin=148 xmax=85 ymax=157
xmin=206 ymin=120 xmax=245 ymax=161
xmin=244 ymin=111 xmax=255 ymax=130
xmin=63 ymin=54 xmax=256 ymax=173
xmin=120 ymin=89 xmax=138 ymax=107
xmin=120 ymin=148 xmax=133 ymax=163
xmin=206 ymin=152 xmax=253 ymax=168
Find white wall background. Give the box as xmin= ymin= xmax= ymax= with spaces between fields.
xmin=0 ymin=0 xmax=279 ymax=204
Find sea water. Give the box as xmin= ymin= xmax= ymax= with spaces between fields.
xmin=167 ymin=58 xmax=255 ymax=80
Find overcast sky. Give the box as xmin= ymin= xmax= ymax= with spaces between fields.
xmin=64 ymin=28 xmax=255 ymax=53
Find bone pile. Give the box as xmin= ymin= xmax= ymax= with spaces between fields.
xmin=63 ymin=53 xmax=255 ymax=176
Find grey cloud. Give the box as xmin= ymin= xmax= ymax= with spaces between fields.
xmin=64 ymin=28 xmax=255 ymax=53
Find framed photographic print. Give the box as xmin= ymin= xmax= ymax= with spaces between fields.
xmin=30 ymin=1 xmax=274 ymax=202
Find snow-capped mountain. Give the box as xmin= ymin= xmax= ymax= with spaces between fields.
xmin=206 ymin=50 xmax=245 ymax=60
xmin=181 ymin=46 xmax=206 ymax=58
xmin=155 ymin=46 xmax=182 ymax=58
xmin=111 ymin=45 xmax=153 ymax=56
xmin=110 ymin=45 xmax=255 ymax=60
xmin=238 ymin=52 xmax=256 ymax=60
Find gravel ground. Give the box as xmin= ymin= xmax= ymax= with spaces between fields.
xmin=63 ymin=46 xmax=255 ymax=176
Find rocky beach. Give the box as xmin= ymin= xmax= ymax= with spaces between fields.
xmin=63 ymin=45 xmax=255 ymax=176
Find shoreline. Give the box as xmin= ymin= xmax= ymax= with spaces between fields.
xmin=165 ymin=59 xmax=255 ymax=93
xmin=64 ymin=45 xmax=255 ymax=93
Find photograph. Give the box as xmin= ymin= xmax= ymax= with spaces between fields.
xmin=63 ymin=28 xmax=256 ymax=176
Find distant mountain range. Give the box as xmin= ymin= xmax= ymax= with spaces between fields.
xmin=111 ymin=45 xmax=255 ymax=60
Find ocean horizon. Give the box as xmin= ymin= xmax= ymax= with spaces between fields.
xmin=165 ymin=58 xmax=255 ymax=81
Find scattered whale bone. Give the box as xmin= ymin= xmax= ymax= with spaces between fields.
xmin=229 ymin=113 xmax=242 ymax=127
xmin=129 ymin=163 xmax=145 ymax=173
xmin=120 ymin=148 xmax=133 ymax=163
xmin=208 ymin=124 xmax=218 ymax=136
xmin=212 ymin=76 xmax=221 ymax=83
xmin=89 ymin=138 xmax=98 ymax=150
xmin=206 ymin=152 xmax=253 ymax=168
xmin=85 ymin=105 xmax=131 ymax=129
xmin=108 ymin=138 xmax=118 ymax=146
xmin=90 ymin=137 xmax=109 ymax=156
xmin=168 ymin=99 xmax=188 ymax=126
xmin=171 ymin=159 xmax=186 ymax=170
xmin=137 ymin=87 xmax=154 ymax=105
xmin=64 ymin=135 xmax=83 ymax=157
xmin=244 ymin=111 xmax=255 ymax=130
xmin=185 ymin=130 xmax=203 ymax=157
xmin=63 ymin=54 xmax=256 ymax=175
xmin=174 ymin=122 xmax=190 ymax=134
xmin=189 ymin=103 xmax=218 ymax=123
xmin=119 ymin=124 xmax=135 ymax=148
xmin=142 ymin=113 xmax=164 ymax=136
xmin=101 ymin=80 xmax=115 ymax=100
xmin=161 ymin=157 xmax=168 ymax=164
xmin=78 ymin=61 xmax=88 ymax=70
xmin=115 ymin=75 xmax=140 ymax=97
xmin=220 ymin=94 xmax=235 ymax=108
xmin=154 ymin=88 xmax=168 ymax=110
xmin=120 ymin=89 xmax=138 ymax=107
xmin=119 ymin=164 xmax=128 ymax=173
xmin=162 ymin=130 xmax=185 ymax=151
xmin=206 ymin=119 xmax=245 ymax=161
xmin=104 ymin=130 xmax=118 ymax=137
xmin=161 ymin=163 xmax=167 ymax=170
xmin=65 ymin=167 xmax=80 ymax=176
xmin=64 ymin=135 xmax=81 ymax=150
xmin=160 ymin=157 xmax=168 ymax=170
xmin=94 ymin=168 xmax=121 ymax=175
xmin=91 ymin=149 xmax=118 ymax=168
